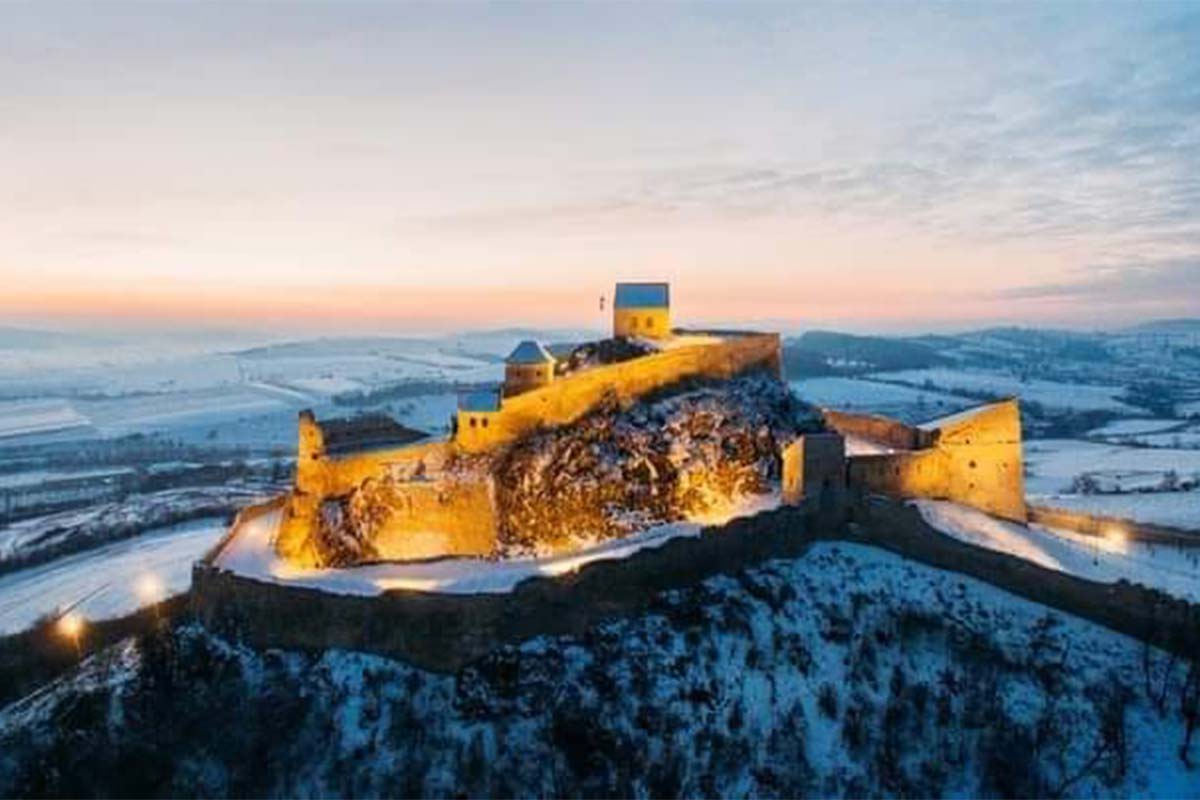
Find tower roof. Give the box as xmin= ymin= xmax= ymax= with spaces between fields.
xmin=614 ymin=282 xmax=669 ymax=309
xmin=506 ymin=340 xmax=556 ymax=364
xmin=458 ymin=390 xmax=502 ymax=412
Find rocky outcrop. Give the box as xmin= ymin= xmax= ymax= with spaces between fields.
xmin=493 ymin=374 xmax=820 ymax=556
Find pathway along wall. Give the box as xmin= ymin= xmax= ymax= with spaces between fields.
xmin=192 ymin=493 xmax=1200 ymax=673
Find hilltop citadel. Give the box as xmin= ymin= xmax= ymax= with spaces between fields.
xmin=271 ymin=282 xmax=1025 ymax=569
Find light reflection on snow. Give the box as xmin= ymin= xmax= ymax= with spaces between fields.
xmin=217 ymin=492 xmax=781 ymax=596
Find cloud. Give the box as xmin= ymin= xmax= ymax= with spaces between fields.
xmin=1001 ymin=258 xmax=1200 ymax=302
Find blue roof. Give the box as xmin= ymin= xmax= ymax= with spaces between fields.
xmin=458 ymin=390 xmax=501 ymax=412
xmin=614 ymin=282 xmax=669 ymax=309
xmin=506 ymin=340 xmax=555 ymax=364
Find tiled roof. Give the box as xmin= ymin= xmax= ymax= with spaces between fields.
xmin=506 ymin=340 xmax=556 ymax=364
xmin=614 ymin=282 xmax=670 ymax=308
xmin=318 ymin=413 xmax=427 ymax=455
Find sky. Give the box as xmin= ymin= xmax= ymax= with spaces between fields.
xmin=2 ymin=2 xmax=1198 ymax=335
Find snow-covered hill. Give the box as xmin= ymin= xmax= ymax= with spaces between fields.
xmin=1 ymin=543 xmax=1196 ymax=798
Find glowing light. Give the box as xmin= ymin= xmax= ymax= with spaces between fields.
xmin=134 ymin=573 xmax=166 ymax=604
xmin=1097 ymin=524 xmax=1129 ymax=555
xmin=57 ymin=612 xmax=84 ymax=640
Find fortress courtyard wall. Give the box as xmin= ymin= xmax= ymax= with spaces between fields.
xmin=845 ymin=399 xmax=1026 ymax=522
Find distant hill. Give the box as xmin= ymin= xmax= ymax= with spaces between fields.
xmin=783 ymin=330 xmax=949 ymax=375
xmin=1126 ymin=318 xmax=1200 ymax=334
xmin=0 ymin=327 xmax=115 ymax=350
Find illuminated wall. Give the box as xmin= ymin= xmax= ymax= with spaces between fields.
xmin=841 ymin=399 xmax=1026 ymax=522
xmin=782 ymin=433 xmax=847 ymax=505
xmin=504 ymin=361 xmax=555 ymax=396
xmin=613 ymin=306 xmax=671 ymax=339
xmin=455 ymin=332 xmax=782 ymax=452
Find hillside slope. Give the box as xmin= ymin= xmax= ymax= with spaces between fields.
xmin=0 ymin=543 xmax=1195 ymax=798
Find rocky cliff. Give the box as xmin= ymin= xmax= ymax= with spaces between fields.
xmin=491 ymin=373 xmax=817 ymax=555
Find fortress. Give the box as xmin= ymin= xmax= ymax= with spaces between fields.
xmin=272 ymin=281 xmax=1026 ymax=569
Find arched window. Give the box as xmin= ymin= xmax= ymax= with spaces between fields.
xmin=645 ymin=316 xmax=654 ymax=328
xmin=630 ymin=317 xmax=639 ymax=330
xmin=469 ymin=417 xmax=477 ymax=428
xmin=482 ymin=417 xmax=489 ymax=428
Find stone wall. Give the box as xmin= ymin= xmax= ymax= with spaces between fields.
xmin=455 ymin=332 xmax=782 ymax=452
xmin=192 ymin=493 xmax=1200 ymax=673
xmin=281 ymin=440 xmax=464 ymax=566
xmin=362 ymin=475 xmax=496 ymax=561
xmin=782 ymin=433 xmax=846 ymax=505
xmin=845 ymin=399 xmax=1026 ymax=522
xmin=822 ymin=408 xmax=932 ymax=451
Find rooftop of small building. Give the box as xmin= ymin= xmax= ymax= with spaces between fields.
xmin=317 ymin=413 xmax=428 ymax=455
xmin=614 ymin=282 xmax=670 ymax=308
xmin=458 ymin=390 xmax=502 ymax=412
xmin=506 ymin=339 xmax=556 ymax=364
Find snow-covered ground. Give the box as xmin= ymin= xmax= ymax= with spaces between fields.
xmin=1032 ymin=492 xmax=1200 ymax=531
xmin=216 ymin=494 xmax=781 ymax=596
xmin=915 ymin=500 xmax=1200 ymax=602
xmin=1086 ymin=419 xmax=1200 ymax=449
xmin=1089 ymin=418 xmax=1181 ymax=437
xmin=3 ymin=539 xmax=1196 ymax=797
xmin=0 ymin=517 xmax=226 ymax=635
xmin=0 ymin=399 xmax=93 ymax=440
xmin=0 ymin=485 xmax=271 ymax=566
xmin=1024 ymin=438 xmax=1200 ymax=494
xmin=871 ymin=368 xmax=1136 ymax=412
xmin=789 ymin=377 xmax=972 ymax=422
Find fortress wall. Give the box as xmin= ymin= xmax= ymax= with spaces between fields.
xmin=782 ymin=434 xmax=846 ymax=504
xmin=192 ymin=493 xmax=1200 ymax=673
xmin=192 ymin=500 xmax=835 ymax=672
xmin=821 ymin=409 xmax=931 ymax=451
xmin=846 ymin=399 xmax=1026 ymax=522
xmin=456 ymin=333 xmax=781 ymax=452
xmin=369 ymin=477 xmax=496 ymax=560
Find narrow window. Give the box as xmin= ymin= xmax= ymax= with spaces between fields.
xmin=630 ymin=317 xmax=638 ymax=330
xmin=470 ymin=417 xmax=477 ymax=428
xmin=482 ymin=417 xmax=489 ymax=428
xmin=645 ymin=316 xmax=654 ymax=329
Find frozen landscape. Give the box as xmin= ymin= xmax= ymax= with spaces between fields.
xmin=1 ymin=321 xmax=1198 ymax=641
xmin=1 ymin=320 xmax=1198 ymax=800
xmin=2 ymin=542 xmax=1196 ymax=797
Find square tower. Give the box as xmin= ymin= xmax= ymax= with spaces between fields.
xmin=613 ymin=282 xmax=670 ymax=339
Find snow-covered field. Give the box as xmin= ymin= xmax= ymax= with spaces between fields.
xmin=0 ymin=485 xmax=271 ymax=567
xmin=0 ymin=517 xmax=226 ymax=635
xmin=217 ymin=494 xmax=781 ymax=596
xmin=1089 ymin=418 xmax=1180 ymax=437
xmin=1024 ymin=438 xmax=1200 ymax=494
xmin=1032 ymin=493 xmax=1200 ymax=531
xmin=872 ymin=368 xmax=1136 ymax=412
xmin=789 ymin=377 xmax=972 ymax=423
xmin=0 ymin=399 xmax=93 ymax=440
xmin=915 ymin=500 xmax=1200 ymax=603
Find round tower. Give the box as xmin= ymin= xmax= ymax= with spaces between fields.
xmin=504 ymin=340 xmax=556 ymax=396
